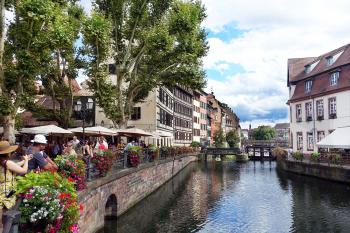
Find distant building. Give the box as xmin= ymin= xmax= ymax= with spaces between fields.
xmin=287 ymin=43 xmax=350 ymax=152
xmin=274 ymin=123 xmax=290 ymax=141
xmin=241 ymin=129 xmax=249 ymax=139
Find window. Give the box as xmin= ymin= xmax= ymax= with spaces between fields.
xmin=317 ymin=131 xmax=325 ymax=142
xmin=296 ymin=104 xmax=302 ymax=122
xmin=305 ymin=102 xmax=312 ymax=121
xmin=131 ymin=107 xmax=141 ymax=120
xmin=307 ymin=132 xmax=314 ymax=151
xmin=316 ymin=100 xmax=324 ymax=119
xmin=330 ymin=72 xmax=339 ymax=86
xmin=305 ymin=80 xmax=312 ymax=93
xmin=297 ymin=132 xmax=303 ymax=150
xmin=326 ymin=56 xmax=334 ymax=66
xmin=328 ymin=97 xmax=337 ymax=118
xmin=305 ymin=65 xmax=311 ymax=74
xmin=108 ymin=64 xmax=116 ymax=74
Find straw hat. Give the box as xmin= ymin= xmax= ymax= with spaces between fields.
xmin=0 ymin=141 xmax=18 ymax=155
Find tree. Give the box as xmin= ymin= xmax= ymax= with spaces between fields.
xmin=83 ymin=0 xmax=208 ymax=128
xmin=251 ymin=126 xmax=276 ymax=140
xmin=226 ymin=129 xmax=240 ymax=147
xmin=0 ymin=0 xmax=60 ymax=143
xmin=213 ymin=129 xmax=225 ymax=148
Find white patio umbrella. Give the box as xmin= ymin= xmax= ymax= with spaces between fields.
xmin=116 ymin=127 xmax=153 ymax=137
xmin=317 ymin=126 xmax=350 ymax=149
xmin=82 ymin=126 xmax=117 ymax=136
xmin=20 ymin=125 xmax=73 ymax=135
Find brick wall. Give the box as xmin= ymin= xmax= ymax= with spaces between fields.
xmin=78 ymin=156 xmax=197 ymax=233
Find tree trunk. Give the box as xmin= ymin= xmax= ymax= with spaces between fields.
xmin=3 ymin=115 xmax=16 ymax=144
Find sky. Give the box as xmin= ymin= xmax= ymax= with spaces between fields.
xmin=78 ymin=0 xmax=350 ymax=129
xmin=200 ymin=0 xmax=350 ymax=129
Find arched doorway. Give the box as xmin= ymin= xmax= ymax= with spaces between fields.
xmin=105 ymin=194 xmax=118 ymax=220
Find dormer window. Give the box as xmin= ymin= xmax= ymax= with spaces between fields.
xmin=305 ymin=65 xmax=311 ymax=74
xmin=330 ymin=72 xmax=339 ymax=86
xmin=326 ymin=56 xmax=334 ymax=66
xmin=305 ymin=80 xmax=312 ymax=93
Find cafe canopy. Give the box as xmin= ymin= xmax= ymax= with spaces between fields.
xmin=20 ymin=125 xmax=72 ymax=135
xmin=317 ymin=126 xmax=350 ymax=149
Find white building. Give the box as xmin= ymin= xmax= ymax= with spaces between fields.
xmin=193 ymin=91 xmax=201 ymax=142
xmin=288 ymin=43 xmax=350 ymax=153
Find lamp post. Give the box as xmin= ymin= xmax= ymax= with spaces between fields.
xmin=74 ymin=98 xmax=94 ymax=141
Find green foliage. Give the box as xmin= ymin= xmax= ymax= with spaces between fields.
xmin=311 ymin=152 xmax=320 ymax=161
xmin=190 ymin=141 xmax=201 ymax=147
xmin=328 ymin=153 xmax=341 ymax=164
xmin=213 ymin=129 xmax=225 ymax=148
xmin=16 ymin=172 xmax=76 ymax=199
xmin=251 ymin=126 xmax=276 ymax=140
xmin=292 ymin=151 xmax=304 ymax=161
xmin=226 ymin=129 xmax=240 ymax=148
xmin=84 ymin=0 xmax=208 ymax=127
xmin=272 ymin=147 xmax=287 ymax=159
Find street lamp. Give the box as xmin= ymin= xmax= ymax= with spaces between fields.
xmin=74 ymin=98 xmax=94 ymax=141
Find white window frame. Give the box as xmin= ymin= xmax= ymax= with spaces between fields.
xmin=330 ymin=72 xmax=339 ymax=86
xmin=307 ymin=132 xmax=314 ymax=151
xmin=297 ymin=132 xmax=303 ymax=150
xmin=329 ymin=98 xmax=337 ymax=115
xmin=317 ymin=131 xmax=325 ymax=142
xmin=326 ymin=56 xmax=334 ymax=66
xmin=316 ymin=100 xmax=324 ymax=117
xmin=305 ymin=80 xmax=312 ymax=93
xmin=296 ymin=104 xmax=302 ymax=121
xmin=305 ymin=102 xmax=312 ymax=118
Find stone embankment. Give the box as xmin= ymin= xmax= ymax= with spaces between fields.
xmin=277 ymin=158 xmax=350 ymax=184
xmin=78 ymin=155 xmax=198 ymax=233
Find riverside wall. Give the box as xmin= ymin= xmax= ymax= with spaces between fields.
xmin=78 ymin=155 xmax=198 ymax=233
xmin=277 ymin=158 xmax=350 ymax=184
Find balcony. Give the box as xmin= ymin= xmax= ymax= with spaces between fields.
xmin=296 ymin=118 xmax=302 ymax=123
xmin=306 ymin=116 xmax=312 ymax=122
xmin=329 ymin=113 xmax=337 ymax=119
xmin=317 ymin=115 xmax=324 ymax=121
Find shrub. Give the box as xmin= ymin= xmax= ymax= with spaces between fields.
xmin=55 ymin=155 xmax=87 ymax=191
xmin=17 ymin=172 xmax=81 ymax=233
xmin=311 ymin=152 xmax=320 ymax=162
xmin=272 ymin=147 xmax=287 ymax=159
xmin=293 ymin=151 xmax=304 ymax=161
xmin=328 ymin=153 xmax=341 ymax=164
xmin=190 ymin=141 xmax=201 ymax=147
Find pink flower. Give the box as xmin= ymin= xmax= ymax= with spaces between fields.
xmin=70 ymin=224 xmax=79 ymax=233
xmin=25 ymin=193 xmax=33 ymax=199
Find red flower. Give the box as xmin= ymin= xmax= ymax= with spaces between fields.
xmin=68 ymin=177 xmax=74 ymax=183
xmin=59 ymin=193 xmax=67 ymax=199
xmin=79 ymin=204 xmax=84 ymax=213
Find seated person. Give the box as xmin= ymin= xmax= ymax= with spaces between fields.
xmin=28 ymin=135 xmax=58 ymax=172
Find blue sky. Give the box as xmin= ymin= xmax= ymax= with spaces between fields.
xmin=78 ymin=0 xmax=350 ymax=129
xmin=200 ymin=0 xmax=350 ymax=128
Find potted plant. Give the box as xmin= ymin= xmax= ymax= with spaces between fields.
xmin=128 ymin=146 xmax=142 ymax=167
xmin=311 ymin=152 xmax=320 ymax=162
xmin=292 ymin=151 xmax=304 ymax=161
xmin=328 ymin=153 xmax=341 ymax=164
xmin=148 ymin=145 xmax=159 ymax=162
xmin=91 ymin=150 xmax=114 ymax=177
xmin=17 ymin=172 xmax=81 ymax=233
xmin=55 ymin=155 xmax=87 ymax=191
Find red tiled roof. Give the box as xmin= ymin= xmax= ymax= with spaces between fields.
xmin=289 ymin=62 xmax=350 ymax=103
xmin=288 ymin=43 xmax=350 ymax=84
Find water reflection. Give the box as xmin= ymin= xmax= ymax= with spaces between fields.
xmin=98 ymin=161 xmax=350 ymax=233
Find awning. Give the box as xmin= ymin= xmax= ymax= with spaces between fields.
xmin=20 ymin=125 xmax=73 ymax=135
xmin=317 ymin=126 xmax=350 ymax=149
xmin=116 ymin=128 xmax=153 ymax=137
xmin=153 ymin=130 xmax=173 ymax=138
xmin=70 ymin=126 xmax=117 ymax=136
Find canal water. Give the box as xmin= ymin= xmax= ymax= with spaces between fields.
xmin=98 ymin=161 xmax=350 ymax=233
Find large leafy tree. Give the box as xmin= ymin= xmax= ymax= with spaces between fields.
xmin=213 ymin=129 xmax=225 ymax=148
xmin=83 ymin=0 xmax=208 ymax=128
xmin=251 ymin=126 xmax=276 ymax=140
xmin=226 ymin=129 xmax=240 ymax=148
xmin=0 ymin=0 xmax=85 ymax=142
xmin=0 ymin=0 xmax=57 ymax=143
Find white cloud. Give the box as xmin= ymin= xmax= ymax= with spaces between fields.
xmin=202 ymin=0 xmax=350 ymax=124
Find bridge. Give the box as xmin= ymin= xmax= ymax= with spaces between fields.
xmin=243 ymin=139 xmax=289 ymax=160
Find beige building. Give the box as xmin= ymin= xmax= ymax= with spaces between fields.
xmin=193 ymin=91 xmax=201 ymax=142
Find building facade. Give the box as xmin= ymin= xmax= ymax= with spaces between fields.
xmin=274 ymin=123 xmax=290 ymax=141
xmin=193 ymin=91 xmax=201 ymax=142
xmin=288 ymin=44 xmax=350 ymax=153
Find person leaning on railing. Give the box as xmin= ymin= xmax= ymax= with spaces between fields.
xmin=0 ymin=140 xmax=30 ymax=223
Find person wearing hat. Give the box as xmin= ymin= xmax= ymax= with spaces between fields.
xmin=0 ymin=140 xmax=30 ymax=211
xmin=28 ymin=134 xmax=58 ymax=172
